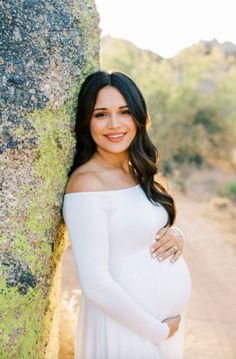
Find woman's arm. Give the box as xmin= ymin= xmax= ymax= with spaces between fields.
xmin=150 ymin=226 xmax=185 ymax=262
xmin=63 ymin=193 xmax=170 ymax=344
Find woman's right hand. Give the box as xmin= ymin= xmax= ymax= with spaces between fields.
xmin=163 ymin=314 xmax=181 ymax=339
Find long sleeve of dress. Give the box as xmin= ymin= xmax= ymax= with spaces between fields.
xmin=62 ymin=193 xmax=169 ymax=344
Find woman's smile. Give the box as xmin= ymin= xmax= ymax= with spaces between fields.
xmin=104 ymin=132 xmax=127 ymax=142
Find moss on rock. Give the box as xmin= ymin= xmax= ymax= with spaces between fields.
xmin=0 ymin=0 xmax=100 ymax=357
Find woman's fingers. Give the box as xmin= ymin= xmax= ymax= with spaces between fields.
xmin=151 ymin=236 xmax=168 ymax=251
xmin=151 ymin=240 xmax=172 ymax=258
xmin=151 ymin=242 xmax=176 ymax=261
xmin=155 ymin=226 xmax=169 ymax=241
xmin=171 ymin=250 xmax=182 ymax=263
xmin=150 ymin=226 xmax=184 ymax=262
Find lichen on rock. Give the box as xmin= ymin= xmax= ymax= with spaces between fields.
xmin=0 ymin=0 xmax=100 ymax=357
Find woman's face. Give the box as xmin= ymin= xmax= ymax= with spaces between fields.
xmin=90 ymin=86 xmax=137 ymax=156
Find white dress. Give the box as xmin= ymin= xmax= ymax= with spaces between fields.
xmin=62 ymin=184 xmax=191 ymax=359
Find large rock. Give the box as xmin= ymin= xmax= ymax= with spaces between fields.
xmin=0 ymin=1 xmax=100 ymax=357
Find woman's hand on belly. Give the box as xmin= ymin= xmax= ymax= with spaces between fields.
xmin=150 ymin=226 xmax=184 ymax=263
xmin=162 ymin=314 xmax=181 ymax=339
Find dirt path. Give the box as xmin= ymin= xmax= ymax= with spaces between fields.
xmin=59 ymin=183 xmax=236 ymax=358
xmin=174 ymin=191 xmax=236 ymax=359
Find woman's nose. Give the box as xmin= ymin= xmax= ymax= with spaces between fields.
xmin=108 ymin=113 xmax=120 ymax=128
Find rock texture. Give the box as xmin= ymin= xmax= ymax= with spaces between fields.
xmin=0 ymin=1 xmax=100 ymax=357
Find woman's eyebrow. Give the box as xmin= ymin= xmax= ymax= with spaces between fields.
xmin=93 ymin=107 xmax=107 ymax=111
xmin=93 ymin=105 xmax=128 ymax=112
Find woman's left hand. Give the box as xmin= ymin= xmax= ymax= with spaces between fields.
xmin=150 ymin=227 xmax=184 ymax=263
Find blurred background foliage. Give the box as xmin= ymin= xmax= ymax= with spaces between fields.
xmin=100 ymin=36 xmax=236 ymax=180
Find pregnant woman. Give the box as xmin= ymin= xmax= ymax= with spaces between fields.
xmin=63 ymin=71 xmax=191 ymax=359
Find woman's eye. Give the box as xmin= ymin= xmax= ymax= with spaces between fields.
xmin=120 ymin=110 xmax=131 ymax=115
xmin=94 ymin=110 xmax=131 ymax=118
xmin=94 ymin=113 xmax=107 ymax=118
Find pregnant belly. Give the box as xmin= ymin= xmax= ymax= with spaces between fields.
xmin=110 ymin=248 xmax=191 ymax=320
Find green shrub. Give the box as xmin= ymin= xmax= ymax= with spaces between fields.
xmin=228 ymin=182 xmax=236 ymax=201
xmin=217 ymin=181 xmax=236 ymax=201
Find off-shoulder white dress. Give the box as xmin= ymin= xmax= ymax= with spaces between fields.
xmin=62 ymin=184 xmax=191 ymax=359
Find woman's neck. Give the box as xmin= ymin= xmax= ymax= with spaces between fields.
xmin=93 ymin=150 xmax=130 ymax=173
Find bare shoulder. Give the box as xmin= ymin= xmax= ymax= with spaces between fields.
xmin=65 ymin=168 xmax=105 ymax=194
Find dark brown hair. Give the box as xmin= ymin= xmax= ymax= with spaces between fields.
xmin=69 ymin=70 xmax=176 ymax=226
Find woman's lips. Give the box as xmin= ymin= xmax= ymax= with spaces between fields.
xmin=104 ymin=133 xmax=126 ymax=143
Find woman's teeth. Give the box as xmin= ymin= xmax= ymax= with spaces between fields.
xmin=105 ymin=133 xmax=126 ymax=142
xmin=107 ymin=134 xmax=125 ymax=138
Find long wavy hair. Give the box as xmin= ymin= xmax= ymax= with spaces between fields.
xmin=69 ymin=70 xmax=176 ymax=226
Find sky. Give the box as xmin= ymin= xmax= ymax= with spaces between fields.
xmin=95 ymin=0 xmax=236 ymax=58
